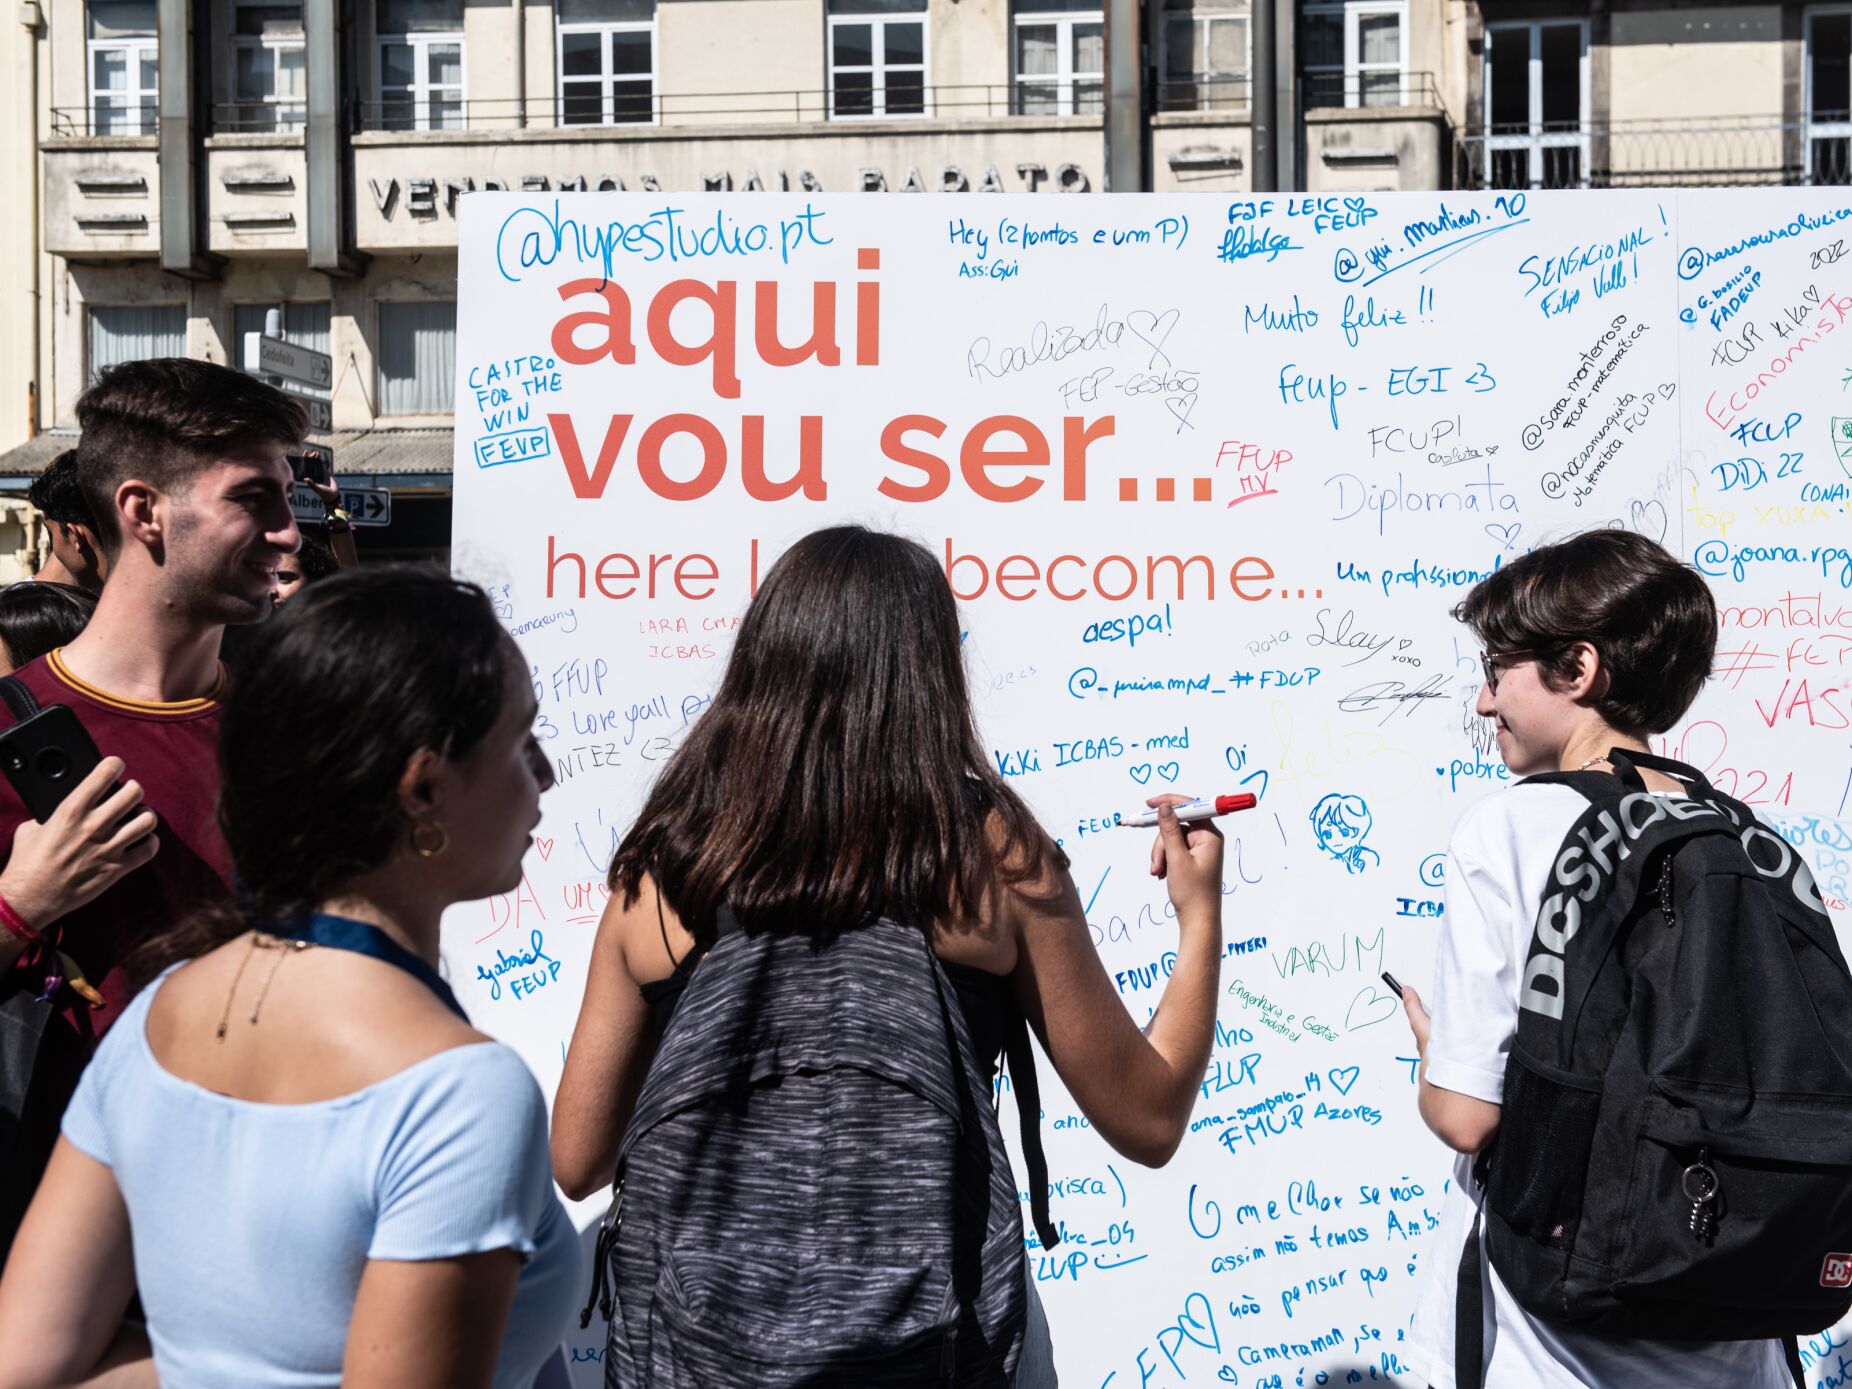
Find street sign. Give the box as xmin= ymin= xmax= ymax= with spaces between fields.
xmin=289 ymin=482 xmax=392 ymax=527
xmin=243 ymin=332 xmax=333 ymax=391
xmin=280 ymin=385 xmax=332 ymax=433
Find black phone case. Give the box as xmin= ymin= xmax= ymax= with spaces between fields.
xmin=0 ymin=704 xmax=103 ymax=823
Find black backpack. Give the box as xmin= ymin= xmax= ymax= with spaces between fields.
xmin=585 ymin=908 xmax=1056 ymax=1387
xmin=1458 ymin=748 xmax=1852 ymax=1387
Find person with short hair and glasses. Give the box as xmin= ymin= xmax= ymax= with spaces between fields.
xmin=1398 ymin=528 xmax=1789 ymax=1388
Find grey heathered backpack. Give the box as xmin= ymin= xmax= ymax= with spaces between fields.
xmin=583 ymin=908 xmax=1057 ymax=1387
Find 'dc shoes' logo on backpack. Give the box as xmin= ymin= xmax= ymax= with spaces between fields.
xmin=1822 ymin=1253 xmax=1852 ymax=1289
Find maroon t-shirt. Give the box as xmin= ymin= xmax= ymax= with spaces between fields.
xmin=0 ymin=649 xmax=231 ymax=1037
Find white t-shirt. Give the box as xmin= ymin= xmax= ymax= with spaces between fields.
xmin=1403 ymin=783 xmax=1790 ymax=1389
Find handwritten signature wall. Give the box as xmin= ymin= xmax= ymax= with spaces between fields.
xmin=446 ymin=190 xmax=1852 ymax=1387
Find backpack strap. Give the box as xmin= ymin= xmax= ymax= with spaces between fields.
xmin=0 ymin=676 xmax=40 ymax=725
xmin=1455 ymin=1204 xmax=1487 ymax=1389
xmin=1002 ymin=1009 xmax=1060 ymax=1250
xmin=1783 ymin=1338 xmax=1806 ymax=1389
xmin=1455 ymin=1148 xmax=1493 ymax=1389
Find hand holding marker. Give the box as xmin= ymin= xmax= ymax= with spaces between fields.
xmin=1116 ymin=793 xmax=1257 ymax=828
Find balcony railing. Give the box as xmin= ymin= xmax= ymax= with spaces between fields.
xmin=1457 ymin=118 xmax=1852 ymax=189
xmin=353 ymin=84 xmax=1093 ymax=131
xmin=212 ymin=102 xmax=307 ymax=135
xmin=50 ymin=105 xmax=157 ymax=138
xmin=1154 ymin=75 xmax=1251 ymax=114
xmin=1302 ymin=71 xmax=1445 ymax=112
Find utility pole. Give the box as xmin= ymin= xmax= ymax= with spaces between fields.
xmin=1251 ymin=0 xmax=1277 ymax=192
xmin=1103 ymin=0 xmax=1146 ymax=190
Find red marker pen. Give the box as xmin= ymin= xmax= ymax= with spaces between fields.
xmin=1115 ymin=793 xmax=1258 ymax=828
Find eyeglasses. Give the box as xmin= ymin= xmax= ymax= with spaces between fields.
xmin=1480 ymin=649 xmax=1537 ymax=695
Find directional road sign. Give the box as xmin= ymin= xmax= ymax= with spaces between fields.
xmin=245 ymin=333 xmax=333 ymax=391
xmin=280 ymin=385 xmax=332 ymax=433
xmin=290 ymin=482 xmax=392 ymax=528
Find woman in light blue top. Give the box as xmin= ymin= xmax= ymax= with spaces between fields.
xmin=0 ymin=567 xmax=574 ymax=1389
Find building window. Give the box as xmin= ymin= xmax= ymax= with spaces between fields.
xmin=827 ymin=0 xmax=927 ymax=119
xmin=378 ymin=301 xmax=456 ymax=415
xmin=1013 ymin=0 xmax=1103 ymax=116
xmin=1806 ymin=8 xmax=1852 ymax=184
xmin=378 ymin=0 xmax=464 ymax=132
xmin=87 ymin=1 xmax=159 ymax=137
xmin=1160 ymin=0 xmax=1248 ymax=111
xmin=230 ymin=2 xmax=306 ymax=132
xmin=1301 ymin=0 xmax=1404 ymax=109
xmin=558 ymin=0 xmax=656 ymax=125
xmin=89 ymin=304 xmax=185 ymax=382
xmin=1483 ymin=21 xmax=1587 ymax=189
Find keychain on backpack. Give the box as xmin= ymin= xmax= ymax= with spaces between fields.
xmin=1683 ymin=1148 xmax=1720 ymax=1244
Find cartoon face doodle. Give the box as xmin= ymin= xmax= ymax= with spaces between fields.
xmin=1310 ymin=793 xmax=1381 ymax=874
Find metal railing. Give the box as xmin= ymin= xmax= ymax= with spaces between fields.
xmin=211 ymin=102 xmax=307 ymax=135
xmin=1456 ymin=118 xmax=1852 ymax=189
xmin=354 ymin=83 xmax=1096 ymax=131
xmin=1153 ymin=75 xmax=1251 ymax=114
xmin=1302 ymin=71 xmax=1445 ymax=112
xmin=50 ymin=105 xmax=156 ymax=138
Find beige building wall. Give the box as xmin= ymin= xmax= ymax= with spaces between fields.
xmin=2 ymin=4 xmax=45 ymax=454
xmin=1607 ymin=6 xmax=1785 ymax=122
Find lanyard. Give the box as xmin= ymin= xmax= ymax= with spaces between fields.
xmin=281 ymin=913 xmax=468 ymax=1022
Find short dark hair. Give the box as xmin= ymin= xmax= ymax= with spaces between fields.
xmin=74 ymin=358 xmax=307 ymax=552
xmin=1452 ymin=529 xmax=1717 ymax=734
xmin=0 ymin=582 xmax=99 ymax=670
xmin=291 ymin=530 xmax=341 ymax=584
xmin=27 ymin=451 xmax=98 ymax=530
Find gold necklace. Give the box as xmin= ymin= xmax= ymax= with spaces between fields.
xmin=215 ymin=933 xmax=315 ymax=1042
xmin=1576 ymin=754 xmax=1611 ymax=771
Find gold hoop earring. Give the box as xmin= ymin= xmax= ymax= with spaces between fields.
xmin=411 ymin=820 xmax=449 ymax=858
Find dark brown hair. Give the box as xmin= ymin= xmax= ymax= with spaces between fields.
xmin=129 ymin=566 xmax=514 ymax=983
xmin=75 ymin=357 xmax=307 ymax=553
xmin=26 ymin=451 xmax=97 ymax=530
xmin=609 ymin=525 xmax=1063 ymax=940
xmin=1452 ymin=528 xmax=1717 ymax=734
xmin=0 ymin=582 xmax=97 ymax=670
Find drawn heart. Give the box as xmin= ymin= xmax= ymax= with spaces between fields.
xmin=1329 ymin=1066 xmax=1361 ymax=1096
xmin=1125 ymin=308 xmax=1181 ymax=367
xmin=1628 ymin=498 xmax=1669 ymax=543
xmin=1157 ymin=761 xmax=1181 ymax=783
xmin=1166 ymin=393 xmax=1199 ymax=430
xmin=534 ymin=837 xmax=554 ymax=861
xmin=1484 ymin=523 xmax=1521 ymax=550
xmin=1659 ymin=382 xmax=1678 ymax=401
xmin=1130 ymin=764 xmax=1154 ymax=784
xmin=1344 ymin=985 xmax=1399 ymax=1032
xmin=1398 ymin=639 xmax=1412 ymax=650
xmin=1486 ymin=444 xmax=1499 ymax=455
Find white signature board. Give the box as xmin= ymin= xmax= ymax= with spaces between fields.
xmin=446 ymin=190 xmax=1852 ymax=1388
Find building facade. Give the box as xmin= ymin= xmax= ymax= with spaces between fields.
xmin=0 ymin=0 xmax=1839 ymax=556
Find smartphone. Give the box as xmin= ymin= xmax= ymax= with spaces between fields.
xmin=1380 ymin=970 xmax=1405 ymax=998
xmin=0 ymin=704 xmax=103 ymax=823
xmin=289 ymin=444 xmax=333 ymax=487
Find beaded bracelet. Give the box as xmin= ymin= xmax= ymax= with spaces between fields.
xmin=0 ymin=891 xmax=40 ymax=946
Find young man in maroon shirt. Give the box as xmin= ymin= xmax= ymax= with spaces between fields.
xmin=0 ymin=359 xmax=303 ymax=1242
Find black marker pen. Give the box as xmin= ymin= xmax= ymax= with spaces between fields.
xmin=1381 ymin=971 xmax=1404 ymax=998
